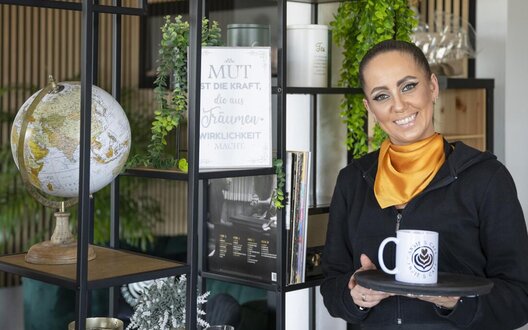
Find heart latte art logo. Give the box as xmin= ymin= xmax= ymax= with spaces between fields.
xmin=412 ymin=246 xmax=435 ymax=272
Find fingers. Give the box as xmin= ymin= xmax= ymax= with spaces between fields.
xmin=350 ymin=285 xmax=393 ymax=309
xmin=360 ymin=254 xmax=377 ymax=270
xmin=348 ymin=273 xmax=357 ymax=290
xmin=348 ymin=254 xmax=377 ymax=290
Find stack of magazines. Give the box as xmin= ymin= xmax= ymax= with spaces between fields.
xmin=285 ymin=151 xmax=311 ymax=284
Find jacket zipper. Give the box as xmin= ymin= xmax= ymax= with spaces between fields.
xmin=395 ymin=212 xmax=402 ymax=232
xmin=395 ymin=212 xmax=403 ymax=325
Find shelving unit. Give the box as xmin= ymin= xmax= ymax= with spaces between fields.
xmin=197 ymin=2 xmax=350 ymax=330
xmin=0 ymin=1 xmax=494 ymax=330
xmin=0 ymin=1 xmax=199 ymax=330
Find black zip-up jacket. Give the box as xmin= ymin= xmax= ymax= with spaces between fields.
xmin=321 ymin=140 xmax=528 ymax=329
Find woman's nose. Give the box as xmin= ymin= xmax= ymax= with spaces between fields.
xmin=392 ymin=95 xmax=406 ymax=113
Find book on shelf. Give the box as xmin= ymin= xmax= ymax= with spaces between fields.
xmin=285 ymin=150 xmax=311 ymax=284
xmin=206 ymin=175 xmax=278 ymax=283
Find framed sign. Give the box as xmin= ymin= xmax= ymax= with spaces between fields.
xmin=200 ymin=47 xmax=272 ymax=169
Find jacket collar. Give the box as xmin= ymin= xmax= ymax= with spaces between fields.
xmin=352 ymin=138 xmax=496 ymax=188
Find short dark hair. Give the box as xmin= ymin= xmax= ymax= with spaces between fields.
xmin=358 ymin=39 xmax=432 ymax=89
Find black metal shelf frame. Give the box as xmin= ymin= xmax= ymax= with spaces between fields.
xmin=286 ymin=86 xmax=363 ymax=94
xmin=201 ymin=271 xmax=324 ymax=293
xmin=0 ymin=0 xmax=147 ymax=15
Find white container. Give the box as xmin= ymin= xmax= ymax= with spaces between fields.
xmin=287 ymin=24 xmax=329 ymax=87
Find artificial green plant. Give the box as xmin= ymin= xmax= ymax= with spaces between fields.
xmin=331 ymin=0 xmax=417 ymax=158
xmin=128 ymin=15 xmax=222 ymax=170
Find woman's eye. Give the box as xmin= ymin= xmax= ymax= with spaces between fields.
xmin=402 ymin=82 xmax=418 ymax=92
xmin=373 ymin=94 xmax=389 ymax=101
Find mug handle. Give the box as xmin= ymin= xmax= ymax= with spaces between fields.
xmin=378 ymin=237 xmax=398 ymax=275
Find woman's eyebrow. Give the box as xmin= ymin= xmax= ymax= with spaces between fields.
xmin=369 ymin=75 xmax=418 ymax=96
xmin=397 ymin=75 xmax=418 ymax=86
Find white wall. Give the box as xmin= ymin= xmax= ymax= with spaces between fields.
xmin=504 ymin=0 xmax=528 ymax=217
xmin=476 ymin=0 xmax=528 ymax=223
xmin=475 ymin=0 xmax=507 ymax=162
xmin=476 ymin=2 xmax=528 ymax=328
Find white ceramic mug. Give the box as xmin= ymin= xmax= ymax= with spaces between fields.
xmin=378 ymin=229 xmax=439 ymax=284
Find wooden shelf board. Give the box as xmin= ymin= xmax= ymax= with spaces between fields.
xmin=124 ymin=167 xmax=276 ymax=180
xmin=309 ymin=204 xmax=330 ymax=215
xmin=286 ymin=86 xmax=362 ymax=95
xmin=123 ymin=167 xmax=188 ymax=180
xmin=199 ymin=167 xmax=275 ymax=179
xmin=443 ymin=134 xmax=484 ymax=140
xmin=0 ymin=246 xmax=186 ymax=289
xmin=285 ymin=275 xmax=324 ymax=292
xmin=201 ymin=271 xmax=278 ymax=291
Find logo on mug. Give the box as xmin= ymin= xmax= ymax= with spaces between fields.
xmin=412 ymin=246 xmax=435 ymax=272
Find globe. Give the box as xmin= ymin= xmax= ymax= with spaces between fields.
xmin=10 ymin=80 xmax=131 ymax=199
xmin=8 ymin=76 xmax=131 ymax=264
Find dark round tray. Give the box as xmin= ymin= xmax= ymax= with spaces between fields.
xmin=355 ymin=270 xmax=493 ymax=296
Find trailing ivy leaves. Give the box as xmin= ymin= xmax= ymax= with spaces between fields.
xmin=272 ymin=158 xmax=286 ymax=209
xmin=331 ymin=0 xmax=417 ymax=158
xmin=128 ymin=16 xmax=222 ymax=170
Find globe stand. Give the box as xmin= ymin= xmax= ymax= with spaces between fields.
xmin=25 ymin=209 xmax=96 ymax=264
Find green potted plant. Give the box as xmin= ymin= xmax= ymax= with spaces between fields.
xmin=331 ymin=0 xmax=417 ymax=158
xmin=128 ymin=15 xmax=222 ymax=170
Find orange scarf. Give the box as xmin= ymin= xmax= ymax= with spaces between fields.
xmin=374 ymin=133 xmax=445 ymax=209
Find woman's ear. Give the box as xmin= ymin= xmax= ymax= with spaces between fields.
xmin=430 ymin=73 xmax=440 ymax=100
xmin=364 ymin=98 xmax=377 ymax=123
xmin=363 ymin=98 xmax=370 ymax=112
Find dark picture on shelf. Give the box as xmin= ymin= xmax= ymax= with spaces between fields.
xmin=207 ymin=175 xmax=278 ymax=282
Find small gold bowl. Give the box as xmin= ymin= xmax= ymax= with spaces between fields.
xmin=68 ymin=317 xmax=123 ymax=330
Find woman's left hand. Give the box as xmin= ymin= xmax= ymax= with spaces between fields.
xmin=414 ymin=295 xmax=460 ymax=310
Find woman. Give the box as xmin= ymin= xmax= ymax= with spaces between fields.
xmin=320 ymin=39 xmax=528 ymax=329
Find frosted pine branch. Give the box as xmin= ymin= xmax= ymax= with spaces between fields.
xmin=127 ymin=275 xmax=209 ymax=330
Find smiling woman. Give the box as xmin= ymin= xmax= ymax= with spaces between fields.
xmin=360 ymin=42 xmax=439 ymax=146
xmin=320 ymin=39 xmax=528 ymax=330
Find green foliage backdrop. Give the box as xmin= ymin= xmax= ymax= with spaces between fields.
xmin=331 ymin=0 xmax=417 ymax=158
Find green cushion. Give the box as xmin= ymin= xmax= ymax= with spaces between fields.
xmin=23 ymin=278 xmax=108 ymax=330
xmin=206 ymin=279 xmax=266 ymax=305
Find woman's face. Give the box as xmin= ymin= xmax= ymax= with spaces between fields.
xmin=362 ymin=51 xmax=439 ymax=146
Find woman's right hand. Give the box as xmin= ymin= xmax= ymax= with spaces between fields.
xmin=349 ymin=254 xmax=393 ymax=309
